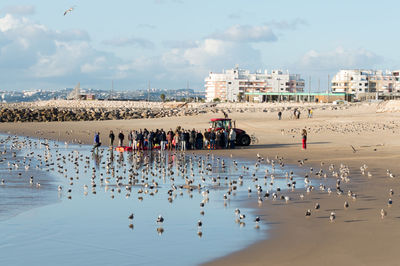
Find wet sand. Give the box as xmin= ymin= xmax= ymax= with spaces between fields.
xmin=1 ymin=102 xmax=400 ymax=265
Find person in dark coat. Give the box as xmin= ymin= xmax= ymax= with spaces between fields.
xmin=109 ymin=130 xmax=115 ymax=147
xmin=118 ymin=130 xmax=124 ymax=146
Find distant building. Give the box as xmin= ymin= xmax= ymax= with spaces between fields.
xmin=331 ymin=70 xmax=400 ymax=94
xmin=205 ymin=67 xmax=305 ymax=102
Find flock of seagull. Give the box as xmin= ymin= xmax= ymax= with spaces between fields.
xmin=0 ymin=134 xmax=397 ymax=238
xmin=284 ymin=121 xmax=399 ymax=136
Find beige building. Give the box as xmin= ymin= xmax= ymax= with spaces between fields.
xmin=205 ymin=67 xmax=305 ymax=102
xmin=331 ymin=70 xmax=400 ymax=94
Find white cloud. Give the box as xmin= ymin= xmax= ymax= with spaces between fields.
xmin=0 ymin=13 xmax=305 ymax=90
xmin=0 ymin=13 xmax=120 ymax=88
xmin=299 ymin=47 xmax=383 ymax=71
xmin=267 ymin=18 xmax=308 ymax=30
xmin=102 ymin=36 xmax=155 ymax=49
xmin=2 ymin=5 xmax=35 ymax=16
xmin=210 ymin=24 xmax=277 ymax=42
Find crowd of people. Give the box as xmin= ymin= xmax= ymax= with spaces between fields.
xmin=95 ymin=126 xmax=237 ymax=152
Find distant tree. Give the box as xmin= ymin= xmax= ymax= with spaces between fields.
xmin=213 ymin=98 xmax=220 ymax=102
xmin=160 ymin=94 xmax=166 ymax=102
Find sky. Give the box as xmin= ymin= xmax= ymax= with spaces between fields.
xmin=0 ymin=0 xmax=399 ymax=91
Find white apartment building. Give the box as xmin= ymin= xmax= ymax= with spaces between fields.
xmin=205 ymin=67 xmax=305 ymax=102
xmin=331 ymin=70 xmax=400 ymax=94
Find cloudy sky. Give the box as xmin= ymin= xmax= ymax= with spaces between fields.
xmin=0 ymin=0 xmax=399 ymax=91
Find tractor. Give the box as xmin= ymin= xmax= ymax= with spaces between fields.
xmin=209 ymin=118 xmax=251 ymax=146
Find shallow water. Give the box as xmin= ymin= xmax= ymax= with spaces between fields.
xmin=0 ymin=135 xmax=305 ymax=266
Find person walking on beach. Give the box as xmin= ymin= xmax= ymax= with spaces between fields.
xmin=118 ymin=130 xmax=124 ymax=147
xmin=93 ymin=132 xmax=101 ymax=152
xmin=301 ymin=129 xmax=307 ymax=150
xmin=308 ymin=109 xmax=313 ymax=118
xmin=109 ymin=130 xmax=115 ymax=147
xmin=278 ymin=111 xmax=282 ymax=120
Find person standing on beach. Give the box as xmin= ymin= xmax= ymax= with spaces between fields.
xmin=160 ymin=129 xmax=167 ymax=151
xmin=128 ymin=130 xmax=133 ymax=147
xmin=278 ymin=111 xmax=282 ymax=120
xmin=301 ymin=129 xmax=307 ymax=150
xmin=132 ymin=130 xmax=137 ymax=151
xmin=204 ymin=129 xmax=210 ymax=149
xmin=229 ymin=128 xmax=236 ymax=149
xmin=210 ymin=130 xmax=216 ymax=150
xmin=190 ymin=129 xmax=196 ymax=150
xmin=118 ymin=130 xmax=124 ymax=147
xmin=167 ymin=129 xmax=173 ymax=151
xmin=109 ymin=130 xmax=115 ymax=147
xmin=137 ymin=130 xmax=144 ymax=151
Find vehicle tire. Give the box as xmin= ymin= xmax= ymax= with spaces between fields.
xmin=238 ymin=134 xmax=251 ymax=146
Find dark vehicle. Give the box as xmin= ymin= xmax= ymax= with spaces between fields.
xmin=209 ymin=118 xmax=251 ymax=146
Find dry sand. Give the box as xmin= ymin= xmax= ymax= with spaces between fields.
xmin=1 ymin=102 xmax=400 ymax=265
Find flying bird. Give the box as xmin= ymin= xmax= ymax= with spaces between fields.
xmin=64 ymin=7 xmax=75 ymax=16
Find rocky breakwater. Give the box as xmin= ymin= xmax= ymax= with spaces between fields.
xmin=0 ymin=100 xmax=206 ymax=123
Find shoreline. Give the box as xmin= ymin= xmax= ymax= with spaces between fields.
xmin=1 ymin=103 xmax=400 ymax=265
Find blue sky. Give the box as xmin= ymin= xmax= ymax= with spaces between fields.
xmin=0 ymin=0 xmax=399 ymax=91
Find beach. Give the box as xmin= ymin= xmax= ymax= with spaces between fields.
xmin=1 ymin=101 xmax=400 ymax=265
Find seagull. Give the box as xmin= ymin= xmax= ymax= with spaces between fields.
xmin=284 ymin=196 xmax=290 ymax=203
xmin=156 ymin=215 xmax=164 ymax=224
xmin=254 ymin=216 xmax=260 ymax=223
xmin=64 ymin=7 xmax=75 ymax=16
xmin=344 ymin=201 xmax=349 ymax=209
xmin=314 ymin=203 xmax=320 ymax=210
xmin=197 ymin=220 xmax=202 ymax=228
xmin=329 ymin=212 xmax=336 ymax=222
xmin=234 ymin=208 xmax=241 ymax=216
xmin=388 ymin=199 xmax=393 ymax=207
xmin=389 ymin=189 xmax=394 ymax=196
xmin=381 ymin=209 xmax=387 ymax=219
xmin=128 ymin=213 xmax=134 ymax=220
xmin=305 ymin=209 xmax=311 ymax=217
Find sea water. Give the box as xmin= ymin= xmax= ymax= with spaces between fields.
xmin=0 ymin=135 xmax=305 ymax=266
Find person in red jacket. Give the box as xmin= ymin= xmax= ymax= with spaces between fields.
xmin=302 ymin=129 xmax=307 ymax=150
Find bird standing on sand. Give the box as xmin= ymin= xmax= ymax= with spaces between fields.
xmin=330 ymin=212 xmax=336 ymax=222
xmin=314 ymin=203 xmax=320 ymax=210
xmin=305 ymin=209 xmax=311 ymax=217
xmin=344 ymin=201 xmax=349 ymax=209
xmin=381 ymin=209 xmax=387 ymax=219
xmin=388 ymin=199 xmax=393 ymax=207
